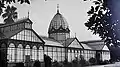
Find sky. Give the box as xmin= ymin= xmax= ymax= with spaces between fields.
xmin=0 ymin=0 xmax=101 ymax=41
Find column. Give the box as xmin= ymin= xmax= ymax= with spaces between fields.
xmin=30 ymin=48 xmax=32 ymax=60
xmin=15 ymin=47 xmax=17 ymax=62
xmin=37 ymin=48 xmax=39 ymax=60
xmin=23 ymin=48 xmax=25 ymax=62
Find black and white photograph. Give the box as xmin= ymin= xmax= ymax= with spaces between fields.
xmin=0 ymin=0 xmax=120 ymax=67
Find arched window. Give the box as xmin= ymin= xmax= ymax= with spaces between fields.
xmin=17 ymin=44 xmax=23 ymax=62
xmin=7 ymin=43 xmax=15 ymax=62
xmin=75 ymin=50 xmax=78 ymax=57
xmin=68 ymin=49 xmax=71 ymax=62
xmin=57 ymin=48 xmax=62 ymax=62
xmin=32 ymin=46 xmax=37 ymax=60
xmin=38 ymin=46 xmax=43 ymax=61
xmin=25 ymin=45 xmax=30 ymax=55
xmin=72 ymin=50 xmax=74 ymax=61
xmin=53 ymin=47 xmax=57 ymax=61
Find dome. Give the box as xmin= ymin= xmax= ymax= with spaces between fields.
xmin=48 ymin=4 xmax=70 ymax=41
xmin=48 ymin=12 xmax=69 ymax=33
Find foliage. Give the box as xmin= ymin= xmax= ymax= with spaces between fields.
xmin=72 ymin=57 xmax=78 ymax=63
xmin=63 ymin=58 xmax=68 ymax=64
xmin=84 ymin=0 xmax=120 ymax=47
xmin=2 ymin=5 xmax=18 ymax=24
xmin=33 ymin=60 xmax=41 ymax=67
xmin=84 ymin=0 xmax=120 ymax=61
xmin=52 ymin=60 xmax=63 ymax=67
xmin=79 ymin=55 xmax=86 ymax=67
xmin=89 ymin=57 xmax=97 ymax=65
xmin=15 ymin=62 xmax=24 ymax=67
xmin=0 ymin=0 xmax=30 ymax=15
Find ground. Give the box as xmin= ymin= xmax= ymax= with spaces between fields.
xmin=86 ymin=62 xmax=120 ymax=67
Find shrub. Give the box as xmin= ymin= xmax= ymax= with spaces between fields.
xmin=15 ymin=62 xmax=24 ymax=67
xmin=52 ymin=60 xmax=63 ymax=67
xmin=103 ymin=60 xmax=110 ymax=64
xmin=63 ymin=58 xmax=68 ymax=64
xmin=89 ymin=57 xmax=97 ymax=65
xmin=79 ymin=55 xmax=86 ymax=67
xmin=33 ymin=60 xmax=41 ymax=67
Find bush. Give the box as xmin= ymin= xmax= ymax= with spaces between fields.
xmin=33 ymin=60 xmax=41 ymax=67
xmin=103 ymin=60 xmax=110 ymax=64
xmin=15 ymin=62 xmax=24 ymax=67
xmin=89 ymin=57 xmax=97 ymax=65
xmin=52 ymin=60 xmax=63 ymax=67
xmin=99 ymin=60 xmax=104 ymax=65
xmin=79 ymin=55 xmax=86 ymax=67
xmin=63 ymin=58 xmax=68 ymax=64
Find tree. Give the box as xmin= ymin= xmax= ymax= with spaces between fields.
xmin=0 ymin=1 xmax=30 ymax=67
xmin=2 ymin=5 xmax=18 ymax=24
xmin=84 ymin=0 xmax=120 ymax=61
xmin=0 ymin=0 xmax=30 ymax=15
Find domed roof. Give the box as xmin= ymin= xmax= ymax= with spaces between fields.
xmin=48 ymin=12 xmax=69 ymax=32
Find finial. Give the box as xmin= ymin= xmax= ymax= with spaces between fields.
xmin=28 ymin=11 xmax=29 ymax=18
xmin=57 ymin=4 xmax=59 ymax=13
xmin=75 ymin=33 xmax=76 ymax=38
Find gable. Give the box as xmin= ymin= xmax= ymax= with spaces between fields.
xmin=102 ymin=45 xmax=109 ymax=50
xmin=11 ymin=29 xmax=42 ymax=42
xmin=68 ymin=39 xmax=82 ymax=48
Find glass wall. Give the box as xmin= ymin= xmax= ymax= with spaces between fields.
xmin=44 ymin=46 xmax=65 ymax=62
xmin=102 ymin=51 xmax=110 ymax=61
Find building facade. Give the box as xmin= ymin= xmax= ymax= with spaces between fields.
xmin=0 ymin=18 xmax=45 ymax=67
xmin=0 ymin=5 xmax=110 ymax=67
xmin=40 ymin=5 xmax=110 ymax=62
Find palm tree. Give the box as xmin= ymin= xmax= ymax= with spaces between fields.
xmin=2 ymin=5 xmax=18 ymax=24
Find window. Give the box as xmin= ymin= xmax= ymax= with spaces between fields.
xmin=75 ymin=50 xmax=78 ymax=58
xmin=17 ymin=44 xmax=23 ymax=62
xmin=32 ymin=46 xmax=37 ymax=60
xmin=25 ymin=45 xmax=30 ymax=55
xmin=57 ymin=48 xmax=62 ymax=61
xmin=44 ymin=46 xmax=48 ymax=55
xmin=84 ymin=50 xmax=87 ymax=60
xmin=62 ymin=48 xmax=65 ymax=61
xmin=48 ymin=47 xmax=52 ymax=59
xmin=7 ymin=43 xmax=15 ymax=62
xmin=53 ymin=47 xmax=57 ymax=61
xmin=68 ymin=49 xmax=72 ymax=62
xmin=38 ymin=46 xmax=43 ymax=61
xmin=25 ymin=23 xmax=31 ymax=29
xmin=72 ymin=50 xmax=75 ymax=61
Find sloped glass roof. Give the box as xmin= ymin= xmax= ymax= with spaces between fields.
xmin=40 ymin=36 xmax=63 ymax=47
xmin=81 ymin=43 xmax=92 ymax=49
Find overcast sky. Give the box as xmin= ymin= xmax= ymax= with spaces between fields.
xmin=1 ymin=0 xmax=101 ymax=41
